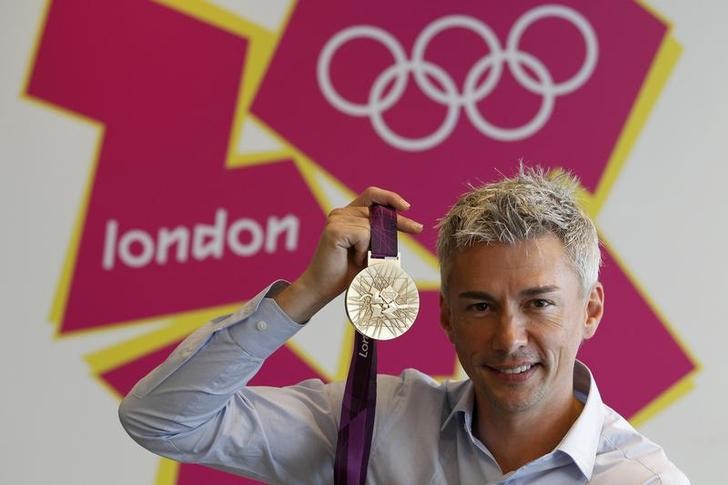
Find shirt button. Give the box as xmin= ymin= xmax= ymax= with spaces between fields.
xmin=256 ymin=321 xmax=268 ymax=331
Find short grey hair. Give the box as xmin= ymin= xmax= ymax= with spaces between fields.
xmin=436 ymin=165 xmax=601 ymax=294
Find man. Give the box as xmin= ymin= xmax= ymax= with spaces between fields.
xmin=120 ymin=167 xmax=689 ymax=484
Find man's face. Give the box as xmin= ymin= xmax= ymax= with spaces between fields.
xmin=440 ymin=235 xmax=604 ymax=418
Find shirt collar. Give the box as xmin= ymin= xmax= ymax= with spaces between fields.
xmin=553 ymin=360 xmax=605 ymax=481
xmin=441 ymin=378 xmax=474 ymax=433
xmin=440 ymin=360 xmax=605 ymax=480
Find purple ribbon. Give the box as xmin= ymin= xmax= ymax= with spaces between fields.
xmin=369 ymin=203 xmax=397 ymax=259
xmin=334 ymin=331 xmax=377 ymax=485
xmin=334 ymin=205 xmax=397 ymax=485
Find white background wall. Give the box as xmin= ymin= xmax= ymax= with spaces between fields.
xmin=1 ymin=1 xmax=726 ymax=483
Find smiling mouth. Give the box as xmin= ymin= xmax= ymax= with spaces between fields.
xmin=484 ymin=362 xmax=541 ymax=378
xmin=497 ymin=364 xmax=535 ymax=374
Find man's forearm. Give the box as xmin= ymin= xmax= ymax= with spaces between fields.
xmin=118 ymin=282 xmax=302 ymax=458
xmin=273 ymin=277 xmax=331 ymax=324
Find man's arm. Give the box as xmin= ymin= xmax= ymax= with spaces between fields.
xmin=118 ymin=187 xmax=422 ymax=482
xmin=118 ymin=282 xmax=344 ymax=482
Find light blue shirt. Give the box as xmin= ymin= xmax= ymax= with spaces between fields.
xmin=119 ymin=282 xmax=689 ymax=484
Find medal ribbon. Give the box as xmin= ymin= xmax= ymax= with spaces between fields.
xmin=334 ymin=205 xmax=397 ymax=485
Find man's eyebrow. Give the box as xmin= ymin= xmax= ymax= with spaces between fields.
xmin=458 ymin=291 xmax=495 ymax=300
xmin=520 ymin=285 xmax=560 ymax=297
xmin=457 ymin=286 xmax=560 ymax=300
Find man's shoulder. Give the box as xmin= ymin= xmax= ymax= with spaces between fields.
xmin=378 ymin=368 xmax=470 ymax=393
xmin=592 ymin=405 xmax=690 ymax=484
xmin=376 ymin=368 xmax=454 ymax=400
xmin=375 ymin=369 xmax=470 ymax=420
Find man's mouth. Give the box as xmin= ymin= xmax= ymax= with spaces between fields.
xmin=497 ymin=364 xmax=535 ymax=374
xmin=483 ymin=362 xmax=540 ymax=381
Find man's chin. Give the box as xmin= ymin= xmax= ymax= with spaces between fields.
xmin=488 ymin=394 xmax=542 ymax=413
xmin=474 ymin=370 xmax=545 ymax=413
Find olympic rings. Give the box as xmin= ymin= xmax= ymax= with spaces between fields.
xmin=316 ymin=4 xmax=598 ymax=151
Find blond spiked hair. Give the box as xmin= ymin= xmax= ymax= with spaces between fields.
xmin=436 ymin=165 xmax=601 ymax=294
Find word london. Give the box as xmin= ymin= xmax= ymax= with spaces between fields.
xmin=103 ymin=208 xmax=300 ymax=270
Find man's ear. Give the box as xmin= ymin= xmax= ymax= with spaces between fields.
xmin=440 ymin=293 xmax=455 ymax=344
xmin=583 ymin=282 xmax=605 ymax=340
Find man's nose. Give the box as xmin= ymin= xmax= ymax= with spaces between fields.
xmin=492 ymin=310 xmax=528 ymax=353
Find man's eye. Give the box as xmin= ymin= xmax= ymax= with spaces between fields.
xmin=530 ymin=299 xmax=553 ymax=309
xmin=468 ymin=302 xmax=491 ymax=312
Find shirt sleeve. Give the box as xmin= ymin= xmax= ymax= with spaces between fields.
xmin=118 ymin=281 xmax=342 ymax=484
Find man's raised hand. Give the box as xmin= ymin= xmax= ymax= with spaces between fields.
xmin=274 ymin=187 xmax=423 ymax=323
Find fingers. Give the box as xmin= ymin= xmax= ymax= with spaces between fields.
xmin=397 ymin=214 xmax=424 ymax=234
xmin=343 ymin=186 xmax=424 ymax=233
xmin=347 ymin=186 xmax=411 ymax=212
xmin=329 ymin=206 xmax=423 ymax=236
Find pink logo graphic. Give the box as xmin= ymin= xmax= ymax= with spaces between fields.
xmin=28 ymin=0 xmax=323 ymax=333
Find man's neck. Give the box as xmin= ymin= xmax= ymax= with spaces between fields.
xmin=473 ymin=392 xmax=584 ymax=474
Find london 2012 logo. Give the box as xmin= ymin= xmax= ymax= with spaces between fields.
xmin=26 ymin=1 xmax=697 ymax=483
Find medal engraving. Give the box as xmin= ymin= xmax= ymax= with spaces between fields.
xmin=346 ymin=262 xmax=419 ymax=340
